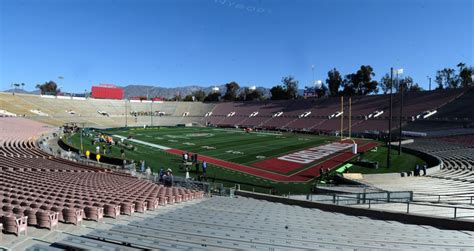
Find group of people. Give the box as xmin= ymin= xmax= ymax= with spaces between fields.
xmin=181 ymin=151 xmax=208 ymax=180
xmin=413 ymin=164 xmax=428 ymax=176
xmin=159 ymin=167 xmax=174 ymax=186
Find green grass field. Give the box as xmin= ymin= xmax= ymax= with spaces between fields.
xmin=65 ymin=126 xmax=426 ymax=194
xmin=349 ymin=147 xmax=426 ymax=174
xmin=110 ymin=127 xmax=336 ymax=166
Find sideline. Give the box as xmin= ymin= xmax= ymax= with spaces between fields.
xmin=113 ymin=135 xmax=171 ymax=150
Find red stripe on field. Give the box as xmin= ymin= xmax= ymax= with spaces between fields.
xmin=165 ymin=141 xmax=379 ymax=182
xmin=251 ymin=141 xmax=379 ymax=174
xmin=165 ymin=148 xmax=296 ymax=181
xmin=251 ymin=158 xmax=304 ymax=173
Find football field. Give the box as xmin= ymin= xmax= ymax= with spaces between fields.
xmin=68 ymin=126 xmax=378 ymax=194
xmin=110 ymin=127 xmax=335 ymax=168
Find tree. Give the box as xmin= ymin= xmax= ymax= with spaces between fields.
xmin=223 ymin=81 xmax=240 ymax=101
xmin=315 ymin=83 xmax=328 ymax=97
xmin=326 ymin=68 xmax=342 ymax=97
xmin=36 ymin=81 xmax=60 ymax=95
xmin=238 ymin=87 xmax=263 ymax=101
xmin=173 ymin=94 xmax=182 ymax=101
xmin=395 ymin=76 xmax=413 ymax=93
xmin=435 ymin=68 xmax=458 ymax=89
xmin=341 ymin=78 xmax=356 ymax=96
xmin=270 ymin=85 xmax=287 ymax=100
xmin=380 ymin=74 xmax=421 ymax=93
xmin=204 ymin=92 xmax=220 ymax=102
xmin=192 ymin=90 xmax=206 ymax=101
xmin=457 ymin=62 xmax=473 ymax=88
xmin=282 ymin=76 xmax=298 ymax=99
xmin=379 ymin=73 xmax=392 ymax=94
xmin=408 ymin=83 xmax=422 ymax=92
xmin=183 ymin=95 xmax=194 ymax=102
xmin=343 ymin=65 xmax=378 ymax=96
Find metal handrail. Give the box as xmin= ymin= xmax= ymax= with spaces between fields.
xmin=413 ymin=192 xmax=474 ymax=205
xmin=335 ymin=194 xmax=474 ymax=219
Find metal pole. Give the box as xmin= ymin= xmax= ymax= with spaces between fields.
xmin=125 ymin=99 xmax=128 ymax=127
xmin=80 ymin=123 xmax=84 ymax=153
xmin=349 ymin=97 xmax=352 ymax=139
xmin=150 ymin=101 xmax=153 ymax=127
xmin=387 ymin=67 xmax=393 ymax=169
xmin=340 ymin=96 xmax=344 ymax=140
xmin=398 ymin=81 xmax=403 ymax=155
xmin=428 ymin=76 xmax=432 ymax=91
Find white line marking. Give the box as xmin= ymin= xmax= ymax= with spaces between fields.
xmin=113 ymin=135 xmax=171 ymax=150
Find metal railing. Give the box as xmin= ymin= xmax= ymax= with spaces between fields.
xmin=310 ymin=194 xmax=474 ymax=220
xmin=144 ymin=174 xmax=224 ymax=195
xmin=363 ymin=197 xmax=474 ymax=220
xmin=298 ymin=191 xmax=413 ymax=206
xmin=414 ymin=192 xmax=474 ymax=205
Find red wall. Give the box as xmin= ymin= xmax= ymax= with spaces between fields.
xmin=91 ymin=86 xmax=124 ymax=100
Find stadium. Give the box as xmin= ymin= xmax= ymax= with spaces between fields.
xmin=1 ymin=83 xmax=473 ymax=249
xmin=1 ymin=0 xmax=473 ymax=250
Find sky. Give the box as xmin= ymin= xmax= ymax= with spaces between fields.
xmin=0 ymin=0 xmax=472 ymax=93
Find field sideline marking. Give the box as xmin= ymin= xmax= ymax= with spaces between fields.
xmin=113 ymin=135 xmax=171 ymax=150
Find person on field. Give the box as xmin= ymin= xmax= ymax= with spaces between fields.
xmin=202 ymin=161 xmax=207 ymax=175
xmin=195 ymin=161 xmax=200 ymax=174
xmin=163 ymin=169 xmax=173 ymax=186
xmin=159 ymin=167 xmax=164 ymax=182
xmin=145 ymin=166 xmax=152 ymax=178
xmin=184 ymin=152 xmax=189 ymax=162
xmin=422 ymin=164 xmax=427 ymax=176
xmin=140 ymin=160 xmax=145 ymax=173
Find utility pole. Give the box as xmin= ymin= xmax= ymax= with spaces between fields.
xmin=349 ymin=97 xmax=352 ymax=139
xmin=125 ymin=99 xmax=128 ymax=127
xmin=427 ymin=76 xmax=432 ymax=91
xmin=150 ymin=101 xmax=153 ymax=127
xmin=80 ymin=122 xmax=85 ymax=153
xmin=398 ymin=83 xmax=403 ymax=155
xmin=340 ymin=96 xmax=344 ymax=140
xmin=387 ymin=67 xmax=393 ymax=168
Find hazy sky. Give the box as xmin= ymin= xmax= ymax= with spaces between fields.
xmin=1 ymin=0 xmax=472 ymax=93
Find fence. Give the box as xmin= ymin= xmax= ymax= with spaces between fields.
xmin=414 ymin=192 xmax=474 ymax=205
xmin=286 ymin=192 xmax=474 ymax=220
xmin=290 ymin=191 xmax=413 ymax=206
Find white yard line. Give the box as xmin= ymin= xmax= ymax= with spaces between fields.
xmin=212 ymin=128 xmax=283 ymax=136
xmin=113 ymin=135 xmax=171 ymax=150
